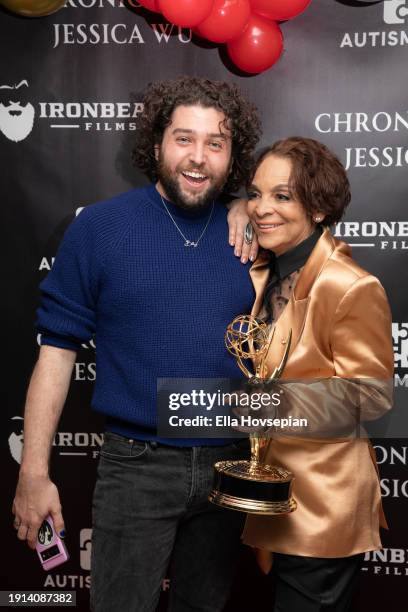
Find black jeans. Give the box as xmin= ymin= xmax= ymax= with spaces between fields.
xmin=90 ymin=433 xmax=249 ymax=612
xmin=273 ymin=552 xmax=364 ymax=611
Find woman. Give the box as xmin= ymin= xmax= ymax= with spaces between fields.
xmin=242 ymin=137 xmax=393 ymax=611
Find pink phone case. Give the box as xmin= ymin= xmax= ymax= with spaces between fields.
xmin=35 ymin=515 xmax=69 ymax=571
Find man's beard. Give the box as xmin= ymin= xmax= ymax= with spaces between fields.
xmin=157 ymin=154 xmax=229 ymax=211
xmin=0 ymin=103 xmax=35 ymax=142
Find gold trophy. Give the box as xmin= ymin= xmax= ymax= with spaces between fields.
xmin=209 ymin=315 xmax=297 ymax=515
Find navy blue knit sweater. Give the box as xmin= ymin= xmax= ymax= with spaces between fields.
xmin=37 ymin=185 xmax=254 ymax=445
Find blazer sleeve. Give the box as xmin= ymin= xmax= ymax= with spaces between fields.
xmin=266 ymin=275 xmax=394 ymax=438
xmin=329 ymin=274 xmax=394 ymax=420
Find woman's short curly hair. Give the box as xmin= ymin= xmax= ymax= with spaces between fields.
xmin=132 ymin=76 xmax=261 ymax=193
xmin=251 ymin=137 xmax=351 ymax=226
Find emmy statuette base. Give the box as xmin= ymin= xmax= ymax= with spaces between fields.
xmin=209 ymin=460 xmax=297 ymax=516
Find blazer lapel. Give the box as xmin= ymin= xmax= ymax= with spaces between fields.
xmin=262 ymin=296 xmax=310 ymax=378
xmin=294 ymin=228 xmax=342 ymax=299
xmin=248 ymin=229 xmax=339 ymax=378
xmin=249 ymin=250 xmax=270 ymax=317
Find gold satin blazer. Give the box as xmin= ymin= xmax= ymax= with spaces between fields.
xmin=242 ymin=228 xmax=394 ymax=558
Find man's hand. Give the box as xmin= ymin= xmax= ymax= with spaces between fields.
xmin=11 ymin=345 xmax=75 ymax=550
xmin=227 ymin=198 xmax=259 ymax=264
xmin=12 ymin=472 xmax=65 ymax=549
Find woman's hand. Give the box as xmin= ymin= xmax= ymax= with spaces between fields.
xmin=227 ymin=199 xmax=259 ymax=264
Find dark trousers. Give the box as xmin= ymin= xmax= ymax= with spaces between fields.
xmin=272 ymin=552 xmax=364 ymax=612
xmin=90 ymin=433 xmax=249 ymax=612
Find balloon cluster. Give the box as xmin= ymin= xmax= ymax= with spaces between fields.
xmin=140 ymin=0 xmax=312 ymax=74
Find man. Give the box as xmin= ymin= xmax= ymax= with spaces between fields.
xmin=12 ymin=76 xmax=261 ymax=612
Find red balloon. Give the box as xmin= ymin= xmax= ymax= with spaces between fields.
xmin=250 ymin=0 xmax=311 ymax=21
xmin=196 ymin=0 xmax=251 ymax=44
xmin=158 ymin=0 xmax=214 ymax=28
xmin=138 ymin=0 xmax=160 ymax=12
xmin=227 ymin=15 xmax=283 ymax=73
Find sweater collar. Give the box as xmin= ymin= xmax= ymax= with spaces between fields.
xmin=146 ymin=184 xmax=215 ymax=220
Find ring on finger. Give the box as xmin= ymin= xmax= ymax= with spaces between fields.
xmin=244 ymin=222 xmax=253 ymax=245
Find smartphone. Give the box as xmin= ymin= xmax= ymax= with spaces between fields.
xmin=35 ymin=515 xmax=69 ymax=571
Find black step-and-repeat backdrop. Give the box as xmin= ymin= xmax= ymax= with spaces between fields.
xmin=1 ymin=1 xmax=407 ymax=610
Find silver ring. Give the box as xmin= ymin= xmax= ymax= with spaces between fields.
xmin=244 ymin=222 xmax=253 ymax=245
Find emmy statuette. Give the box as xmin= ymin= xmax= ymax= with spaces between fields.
xmin=209 ymin=315 xmax=297 ymax=515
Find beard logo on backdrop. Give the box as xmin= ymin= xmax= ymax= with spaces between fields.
xmin=336 ymin=0 xmax=408 ymax=47
xmin=0 ymin=83 xmax=144 ymax=140
xmin=8 ymin=416 xmax=103 ymax=464
xmin=8 ymin=417 xmax=24 ymax=465
xmin=0 ymin=80 xmax=35 ymax=143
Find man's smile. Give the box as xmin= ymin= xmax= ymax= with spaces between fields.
xmin=180 ymin=170 xmax=210 ymax=189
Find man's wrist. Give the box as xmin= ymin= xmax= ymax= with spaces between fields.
xmin=19 ymin=463 xmax=49 ymax=479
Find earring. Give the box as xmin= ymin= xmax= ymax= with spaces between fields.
xmin=314 ymin=216 xmax=322 ymax=223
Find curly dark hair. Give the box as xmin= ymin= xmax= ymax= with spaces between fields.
xmin=250 ymin=137 xmax=351 ymax=226
xmin=132 ymin=76 xmax=261 ymax=193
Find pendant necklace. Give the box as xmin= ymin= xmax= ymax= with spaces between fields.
xmin=160 ymin=195 xmax=214 ymax=247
